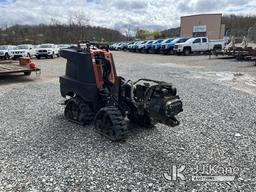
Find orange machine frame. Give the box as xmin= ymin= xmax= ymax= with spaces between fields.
xmin=90 ymin=49 xmax=117 ymax=90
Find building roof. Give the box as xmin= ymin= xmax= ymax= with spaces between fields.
xmin=181 ymin=13 xmax=222 ymax=18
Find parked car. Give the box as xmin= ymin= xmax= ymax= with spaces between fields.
xmin=11 ymin=44 xmax=36 ymax=59
xmin=109 ymin=43 xmax=122 ymax=51
xmin=115 ymin=43 xmax=123 ymax=51
xmin=161 ymin=38 xmax=189 ymax=55
xmin=0 ymin=45 xmax=16 ymax=59
xmin=142 ymin=40 xmax=155 ymax=53
xmin=151 ymin=39 xmax=164 ymax=54
xmin=109 ymin=43 xmax=117 ymax=50
xmin=174 ymin=37 xmax=225 ymax=56
xmin=36 ymin=44 xmax=59 ymax=59
xmin=128 ymin=42 xmax=136 ymax=51
xmin=120 ymin=42 xmax=129 ymax=51
xmin=57 ymin=44 xmax=70 ymax=50
xmin=110 ymin=43 xmax=123 ymax=51
xmin=136 ymin=40 xmax=148 ymax=53
xmin=160 ymin=38 xmax=174 ymax=54
xmin=57 ymin=44 xmax=70 ymax=55
xmin=129 ymin=41 xmax=141 ymax=52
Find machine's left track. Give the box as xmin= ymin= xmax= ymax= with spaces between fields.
xmin=64 ymin=97 xmax=94 ymax=126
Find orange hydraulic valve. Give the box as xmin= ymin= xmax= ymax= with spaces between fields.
xmin=91 ymin=50 xmax=117 ymax=90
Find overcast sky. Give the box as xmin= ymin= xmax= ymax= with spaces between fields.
xmin=0 ymin=0 xmax=256 ymax=33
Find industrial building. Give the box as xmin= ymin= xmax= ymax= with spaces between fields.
xmin=180 ymin=13 xmax=225 ymax=40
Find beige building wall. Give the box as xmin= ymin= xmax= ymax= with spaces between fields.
xmin=220 ymin=24 xmax=226 ymax=39
xmin=180 ymin=14 xmax=225 ymax=40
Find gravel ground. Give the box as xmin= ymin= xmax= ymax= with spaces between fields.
xmin=0 ymin=52 xmax=256 ymax=191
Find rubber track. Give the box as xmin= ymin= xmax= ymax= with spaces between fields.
xmin=95 ymin=106 xmax=128 ymax=141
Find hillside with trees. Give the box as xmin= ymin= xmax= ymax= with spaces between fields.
xmin=0 ymin=23 xmax=126 ymax=44
xmin=135 ymin=28 xmax=180 ymax=40
xmin=222 ymin=15 xmax=256 ymax=40
xmin=160 ymin=27 xmax=180 ymax=38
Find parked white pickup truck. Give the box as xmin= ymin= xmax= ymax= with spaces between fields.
xmin=174 ymin=37 xmax=225 ymax=56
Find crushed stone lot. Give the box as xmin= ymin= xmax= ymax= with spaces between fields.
xmin=0 ymin=52 xmax=256 ymax=191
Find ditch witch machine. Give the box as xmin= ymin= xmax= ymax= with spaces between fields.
xmin=59 ymin=42 xmax=183 ymax=141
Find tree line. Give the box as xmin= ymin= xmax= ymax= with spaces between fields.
xmin=222 ymin=14 xmax=256 ymax=39
xmin=222 ymin=15 xmax=256 ymax=32
xmin=0 ymin=23 xmax=126 ymax=45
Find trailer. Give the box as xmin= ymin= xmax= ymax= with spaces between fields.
xmin=0 ymin=58 xmax=40 ymax=76
xmin=214 ymin=45 xmax=256 ymax=65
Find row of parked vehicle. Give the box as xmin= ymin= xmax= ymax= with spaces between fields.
xmin=110 ymin=37 xmax=225 ymax=56
xmin=0 ymin=44 xmax=71 ymax=60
